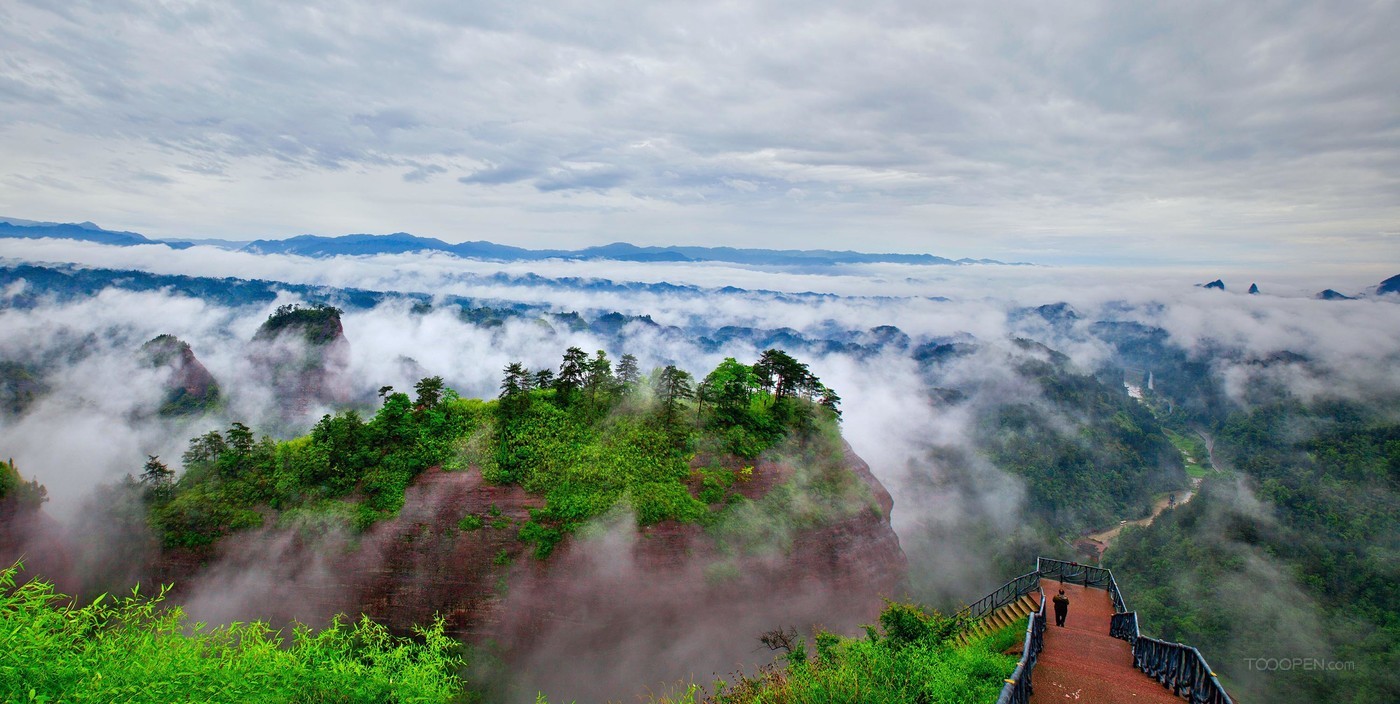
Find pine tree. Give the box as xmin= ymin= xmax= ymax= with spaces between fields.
xmin=616 ymin=353 xmax=641 ymax=390
xmin=413 ymin=376 xmax=445 ymax=409
xmin=554 ymin=347 xmax=588 ymax=405
xmin=656 ymin=364 xmax=695 ymax=432
xmin=140 ymin=455 xmax=174 ymax=503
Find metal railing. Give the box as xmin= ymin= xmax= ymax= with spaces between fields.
xmin=955 ymin=569 xmax=1041 ymax=623
xmin=1110 ymin=608 xmax=1232 ymax=703
xmin=1037 ymin=556 xmax=1129 ymax=613
xmin=960 ymin=557 xmax=1233 ymax=704
xmin=994 ymin=587 xmax=1046 ymax=704
xmin=1129 ymin=638 xmax=1232 ymax=704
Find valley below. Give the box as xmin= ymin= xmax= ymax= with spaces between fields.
xmin=0 ymin=237 xmax=1396 ymax=703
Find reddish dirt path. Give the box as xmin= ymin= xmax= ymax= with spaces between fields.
xmin=1030 ymin=579 xmax=1181 ymax=704
xmin=1077 ymin=480 xmax=1200 ymax=560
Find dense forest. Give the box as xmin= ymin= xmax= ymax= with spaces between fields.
xmin=975 ymin=340 xmax=1185 ymax=532
xmin=0 ymin=458 xmax=47 ymax=512
xmin=909 ymin=336 xmax=1190 ymax=589
xmin=144 ymin=346 xmax=850 ymax=556
xmin=1108 ymin=401 xmax=1400 ymax=703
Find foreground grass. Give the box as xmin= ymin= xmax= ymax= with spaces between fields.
xmin=643 ymin=604 xmax=1024 ymax=704
xmin=0 ymin=564 xmax=465 ymax=703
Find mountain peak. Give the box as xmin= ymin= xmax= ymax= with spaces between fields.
xmin=1378 ymin=274 xmax=1400 ymax=296
xmin=1315 ymin=289 xmax=1355 ymax=301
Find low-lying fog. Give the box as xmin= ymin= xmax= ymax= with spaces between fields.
xmin=1 ymin=237 xmax=1397 ymax=700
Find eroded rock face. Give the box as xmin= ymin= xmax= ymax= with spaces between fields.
xmin=247 ymin=306 xmax=351 ymax=416
xmin=16 ymin=444 xmax=907 ymax=704
xmin=320 ymin=445 xmax=903 ymax=702
xmin=346 ymin=468 xmax=546 ymax=638
xmin=140 ymin=335 xmax=220 ymax=415
xmin=496 ymin=444 xmax=907 ymax=702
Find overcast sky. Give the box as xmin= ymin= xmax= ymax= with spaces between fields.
xmin=1 ymin=1 xmax=1396 ymax=265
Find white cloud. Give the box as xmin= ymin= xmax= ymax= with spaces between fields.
xmin=0 ymin=1 xmax=1395 ymax=264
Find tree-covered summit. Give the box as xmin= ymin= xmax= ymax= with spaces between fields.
xmin=252 ymin=303 xmax=345 ymax=344
xmin=141 ymin=348 xmax=853 ymax=558
xmin=139 ymin=334 xmax=222 ymax=416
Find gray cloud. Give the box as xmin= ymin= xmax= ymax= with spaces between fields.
xmin=0 ymin=1 xmax=1395 ymax=262
xmin=458 ymin=164 xmax=539 ymax=186
xmin=402 ymin=163 xmax=446 ymax=183
xmin=533 ymin=166 xmax=629 ymax=193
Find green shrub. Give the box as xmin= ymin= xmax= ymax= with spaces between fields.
xmin=638 ymin=605 xmax=1021 ymax=704
xmin=518 ymin=519 xmax=565 ymax=559
xmin=0 ymin=460 xmax=48 ymax=511
xmin=0 ymin=563 xmax=465 ymax=703
xmin=876 ymin=600 xmax=961 ymax=650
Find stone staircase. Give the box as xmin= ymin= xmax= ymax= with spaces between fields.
xmin=958 ymin=592 xmax=1041 ymax=646
xmin=978 ymin=558 xmax=1233 ymax=704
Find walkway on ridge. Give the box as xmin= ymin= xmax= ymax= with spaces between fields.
xmin=1029 ymin=579 xmax=1181 ymax=704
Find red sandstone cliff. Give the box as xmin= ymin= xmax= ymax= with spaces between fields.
xmin=140 ymin=335 xmax=220 ymax=415
xmin=247 ymin=306 xmax=351 ymax=417
xmin=494 ymin=443 xmax=907 ymax=701
xmin=6 ymin=443 xmax=907 ymax=702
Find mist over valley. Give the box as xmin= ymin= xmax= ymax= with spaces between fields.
xmin=3 ymin=2 xmax=1397 ymax=701
xmin=1 ymin=223 xmax=1397 ymax=702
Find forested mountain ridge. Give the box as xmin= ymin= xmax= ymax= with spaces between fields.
xmin=0 ymin=264 xmax=1220 ymax=573
xmin=3 ymin=248 xmax=1395 ymax=701
xmin=916 ymin=336 xmax=1188 ymax=536
xmin=249 ymin=304 xmax=352 ymax=415
xmin=1107 ymin=401 xmax=1400 ymax=703
xmin=0 ymin=263 xmax=907 ymax=357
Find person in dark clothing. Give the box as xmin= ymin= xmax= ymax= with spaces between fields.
xmin=1053 ymin=589 xmax=1070 ymax=627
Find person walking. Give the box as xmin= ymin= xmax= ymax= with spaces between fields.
xmin=1053 ymin=589 xmax=1070 ymax=627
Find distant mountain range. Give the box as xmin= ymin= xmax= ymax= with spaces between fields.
xmin=0 ymin=262 xmax=926 ymax=358
xmin=0 ymin=217 xmax=1020 ymax=267
xmin=0 ymin=219 xmax=162 ymax=247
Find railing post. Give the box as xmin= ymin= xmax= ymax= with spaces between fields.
xmin=1019 ymin=559 xmax=1232 ymax=704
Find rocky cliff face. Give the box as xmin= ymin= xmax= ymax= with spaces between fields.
xmin=494 ymin=444 xmax=907 ymax=701
xmin=336 ymin=444 xmax=906 ymax=649
xmin=140 ymin=335 xmax=220 ymax=415
xmin=12 ymin=443 xmax=906 ymax=703
xmin=247 ymin=305 xmax=351 ymax=416
xmin=0 ymin=462 xmax=68 ymax=586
